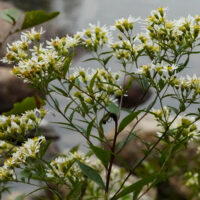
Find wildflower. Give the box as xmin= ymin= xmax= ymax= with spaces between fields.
xmin=0 ymin=109 xmax=46 ymax=141
xmin=172 ymin=116 xmax=200 ymax=141
xmin=0 ymin=166 xmax=15 ymax=181
xmin=77 ymin=23 xmax=113 ymax=49
xmin=22 ymin=27 xmax=45 ymax=41
xmin=137 ymin=64 xmax=151 ymax=76
xmin=0 ymin=136 xmax=45 ymax=181
xmin=152 ymin=106 xmax=171 ymax=120
xmin=113 ymin=16 xmax=140 ymax=32
xmin=70 ymin=67 xmax=121 ymax=106
xmin=168 ymin=74 xmax=200 ymax=96
xmin=46 ymin=152 xmax=86 ymax=183
xmin=2 ymin=29 xmax=79 ymax=85
xmin=1 ymin=36 xmax=30 ymax=64
xmin=47 ymin=35 xmax=79 ymax=51
xmin=5 ymin=136 xmax=45 ymax=167
xmin=166 ymin=64 xmax=178 ymax=72
xmin=152 ymin=63 xmax=167 ymax=75
xmin=0 ymin=141 xmax=17 ymax=154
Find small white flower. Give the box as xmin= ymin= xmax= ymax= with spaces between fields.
xmin=113 ymin=16 xmax=140 ymax=30
xmin=22 ymin=27 xmax=45 ymax=41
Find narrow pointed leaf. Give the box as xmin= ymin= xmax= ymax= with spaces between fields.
xmin=90 ymin=145 xmax=110 ymax=168
xmin=86 ymin=119 xmax=95 ymax=138
xmin=108 ymin=102 xmax=119 ymax=115
xmin=77 ymin=161 xmax=105 ymax=189
xmin=118 ymin=110 xmax=141 ymax=132
xmin=117 ymin=131 xmax=138 ymax=151
xmin=112 ymin=175 xmax=156 ymax=200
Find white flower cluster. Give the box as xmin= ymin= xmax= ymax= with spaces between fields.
xmin=0 ymin=166 xmax=15 ymax=181
xmin=22 ymin=27 xmax=45 ymax=41
xmin=2 ymin=8 xmax=200 ymax=88
xmin=0 ymin=136 xmax=46 ymax=181
xmin=75 ymin=23 xmax=112 ymax=50
xmin=152 ymin=106 xmax=171 ymax=121
xmin=146 ymin=7 xmax=200 ymax=47
xmin=154 ymin=111 xmax=200 ymax=142
xmin=0 ymin=109 xmax=46 ymax=140
xmin=1 ymin=28 xmax=44 ymax=64
xmin=169 ymin=74 xmax=200 ymax=94
xmin=137 ymin=62 xmax=178 ymax=77
xmin=113 ymin=16 xmax=140 ymax=32
xmin=47 ymin=35 xmax=79 ymax=52
xmin=0 ymin=140 xmax=17 ymax=154
xmin=173 ymin=116 xmax=200 ymax=141
xmin=2 ymin=28 xmax=79 ymax=84
xmin=137 ymin=33 xmax=160 ymax=54
xmin=69 ymin=67 xmax=121 ymax=105
xmin=110 ymin=39 xmax=137 ymax=61
xmin=46 ymin=152 xmax=86 ymax=183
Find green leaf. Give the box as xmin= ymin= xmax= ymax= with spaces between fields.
xmin=0 ymin=9 xmax=20 ymax=25
xmin=168 ymin=106 xmax=179 ymax=114
xmin=64 ymin=101 xmax=73 ymax=114
xmin=146 ymin=97 xmax=157 ymax=112
xmin=139 ymin=75 xmax=149 ymax=91
xmin=179 ymin=101 xmax=186 ymax=112
xmin=177 ymin=55 xmax=189 ymax=73
xmin=63 ymin=55 xmax=73 ymax=77
xmin=20 ymin=168 xmax=32 ymax=179
xmin=123 ymin=76 xmax=133 ymax=91
xmin=90 ymin=145 xmax=110 ymax=168
xmin=70 ymin=145 xmax=80 ymax=153
xmin=66 ymin=182 xmax=83 ymax=200
xmin=118 ymin=111 xmax=141 ymax=132
xmin=80 ymin=98 xmax=89 ymax=114
xmin=86 ymin=119 xmax=95 ymax=138
xmin=15 ymin=194 xmax=26 ymax=200
xmin=3 ymin=96 xmax=38 ymax=116
xmin=77 ymin=161 xmax=105 ymax=189
xmin=103 ymin=55 xmax=113 ymax=65
xmin=22 ymin=10 xmax=59 ymax=29
xmin=108 ymin=102 xmax=119 ymax=115
xmin=100 ymin=51 xmax=113 ymax=55
xmin=52 ymin=85 xmax=68 ymax=97
xmin=54 ymin=98 xmax=59 ymax=109
xmin=74 ymin=78 xmax=80 ymax=87
xmin=112 ymin=175 xmax=156 ymax=200
xmin=89 ymin=71 xmax=98 ymax=92
xmin=158 ymin=78 xmax=165 ymax=90
xmin=69 ymin=108 xmax=77 ymax=121
xmin=117 ymin=131 xmax=138 ymax=152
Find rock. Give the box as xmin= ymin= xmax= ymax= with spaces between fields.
xmin=0 ymin=67 xmax=38 ymax=114
xmin=117 ymin=75 xmax=152 ymax=108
